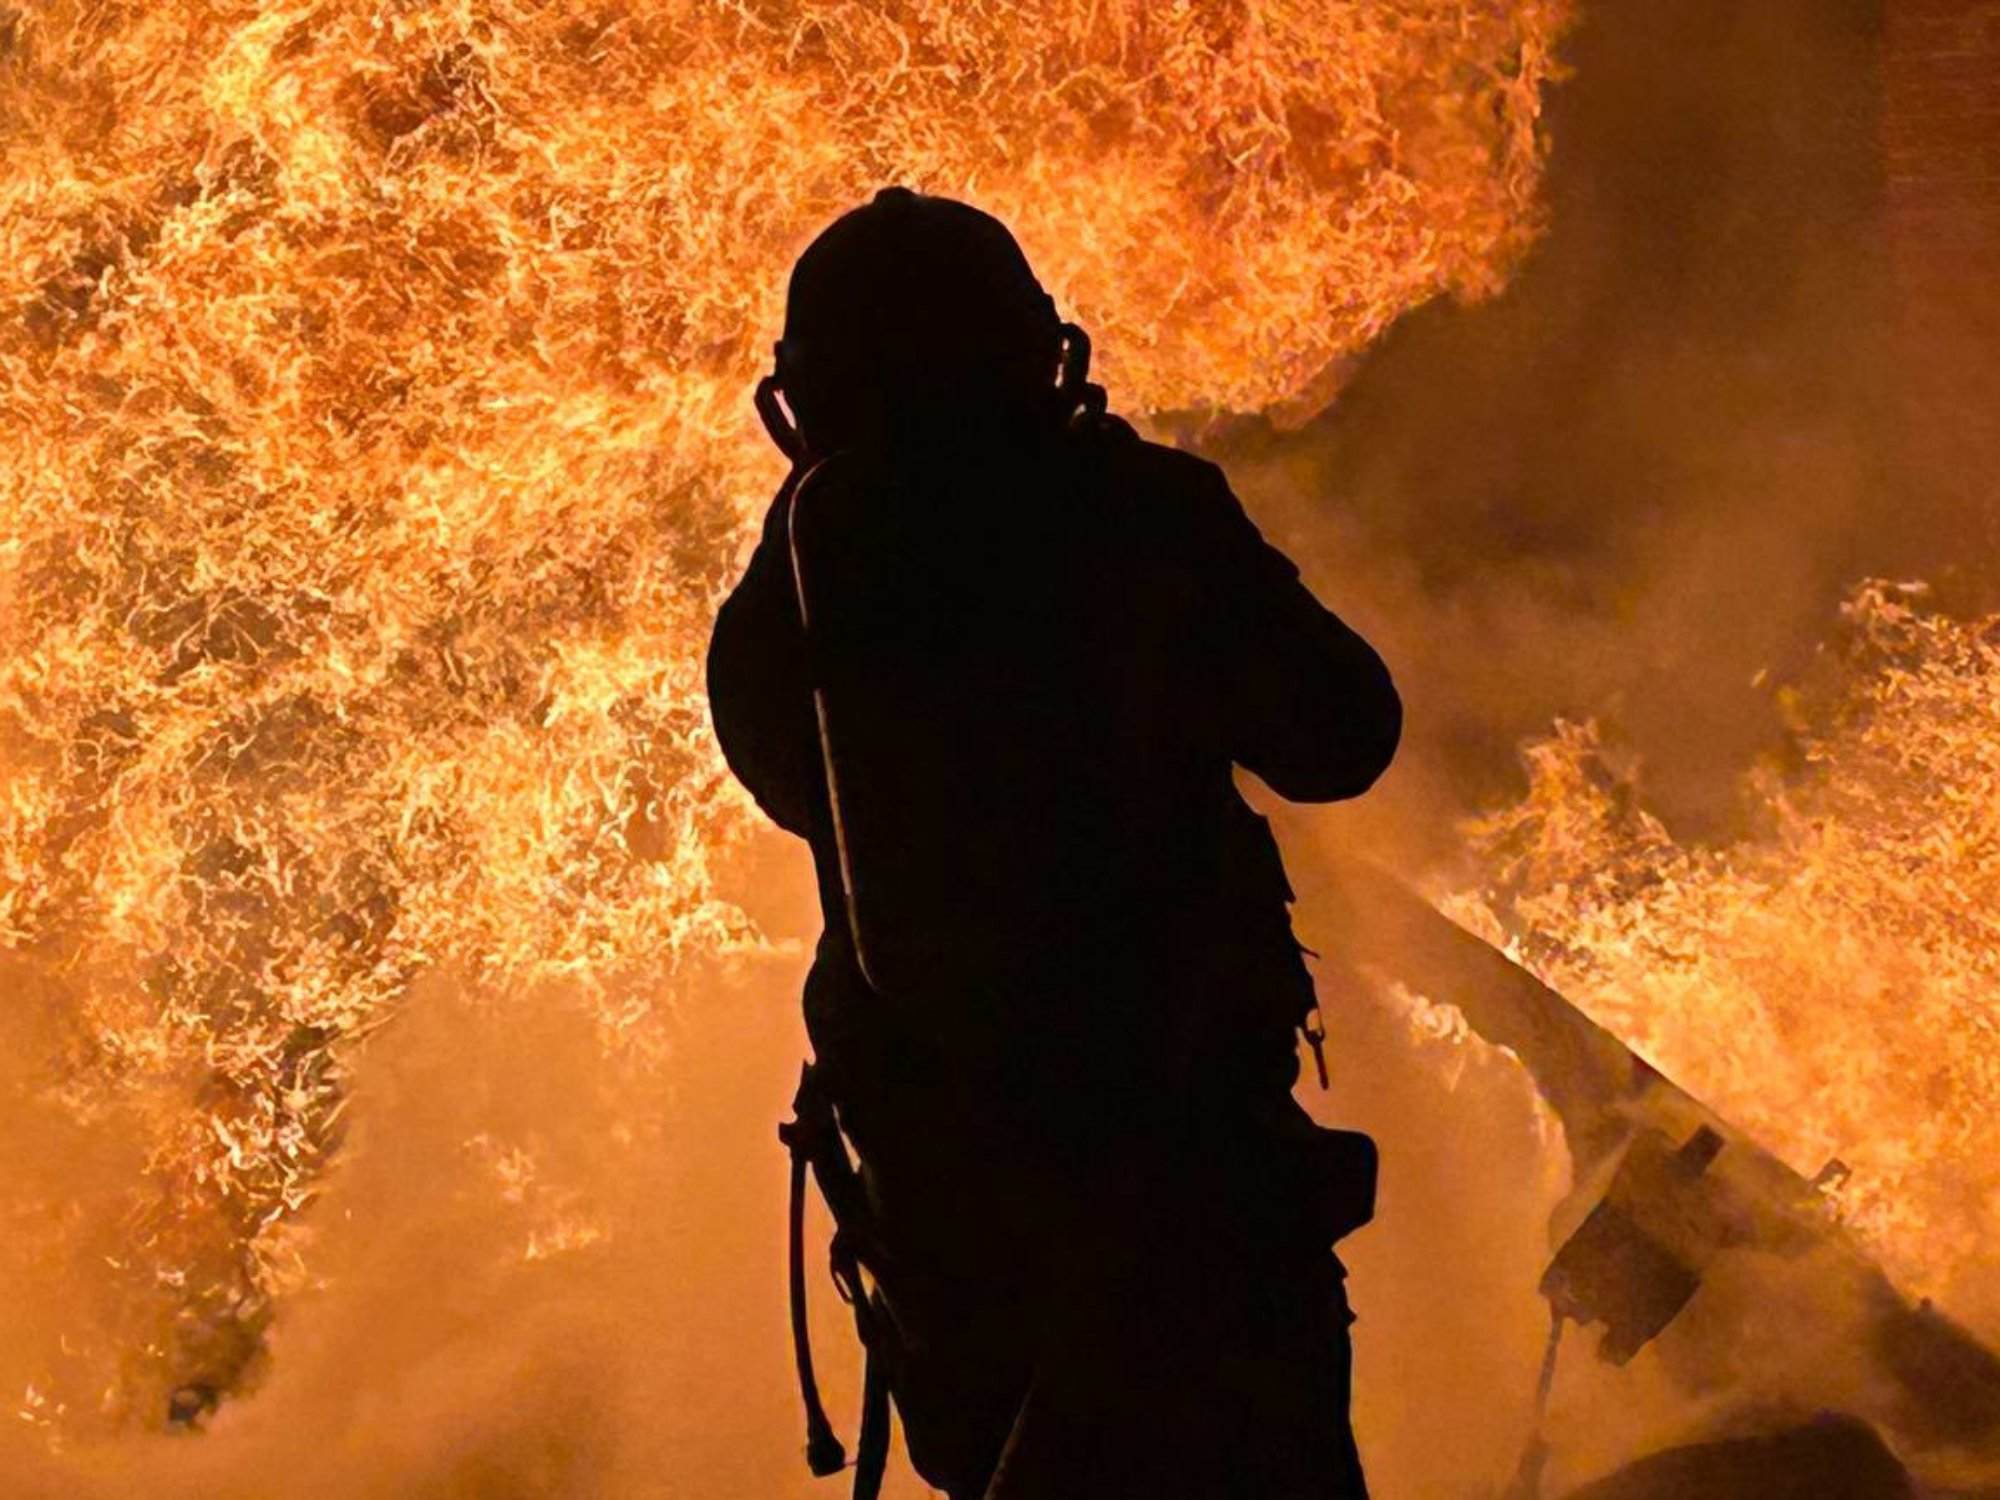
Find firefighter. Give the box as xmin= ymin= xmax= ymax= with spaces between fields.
xmin=708 ymin=187 xmax=1399 ymax=1499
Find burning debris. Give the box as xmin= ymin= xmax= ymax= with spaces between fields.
xmin=1454 ymin=582 xmax=2000 ymax=1310
xmin=1296 ymin=578 xmax=2000 ymax=1493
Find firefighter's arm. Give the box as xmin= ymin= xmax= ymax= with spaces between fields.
xmin=1195 ymin=468 xmax=1402 ymax=802
xmin=705 ymin=483 xmax=819 ymax=838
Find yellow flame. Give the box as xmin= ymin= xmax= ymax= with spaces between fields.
xmin=1454 ymin=582 xmax=2000 ymax=1316
xmin=1 ymin=0 xmax=1570 ymax=1426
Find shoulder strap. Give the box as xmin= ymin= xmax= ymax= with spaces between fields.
xmin=785 ymin=455 xmax=889 ymax=994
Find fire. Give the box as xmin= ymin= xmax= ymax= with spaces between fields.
xmin=1451 ymin=582 xmax=2000 ymax=1320
xmin=0 ymin=0 xmax=1571 ymax=1433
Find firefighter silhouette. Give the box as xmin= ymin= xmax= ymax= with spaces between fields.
xmin=709 ymin=188 xmax=1400 ymax=1499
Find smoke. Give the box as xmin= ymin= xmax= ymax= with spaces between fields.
xmin=1299 ymin=969 xmax=1573 ymax=1496
xmin=1203 ymin=0 xmax=2000 ymax=1492
xmin=1220 ymin=0 xmax=1905 ymax=856
xmin=0 ymin=943 xmax=880 ymax=1500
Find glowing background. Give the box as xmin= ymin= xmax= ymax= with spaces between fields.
xmin=0 ymin=0 xmax=1571 ymax=1448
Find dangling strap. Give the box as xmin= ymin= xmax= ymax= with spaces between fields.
xmin=781 ymin=1066 xmax=848 ymax=1479
xmin=781 ymin=1061 xmax=899 ymax=1497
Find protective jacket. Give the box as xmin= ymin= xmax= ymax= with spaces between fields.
xmin=708 ymin=411 xmax=1399 ymax=1499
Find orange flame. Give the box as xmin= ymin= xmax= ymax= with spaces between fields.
xmin=1454 ymin=582 xmax=2000 ymax=1319
xmin=0 ymin=0 xmax=1570 ymax=1427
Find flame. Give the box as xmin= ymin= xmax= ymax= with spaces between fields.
xmin=1453 ymin=582 xmax=2000 ymax=1315
xmin=0 ymin=0 xmax=1571 ymax=1431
